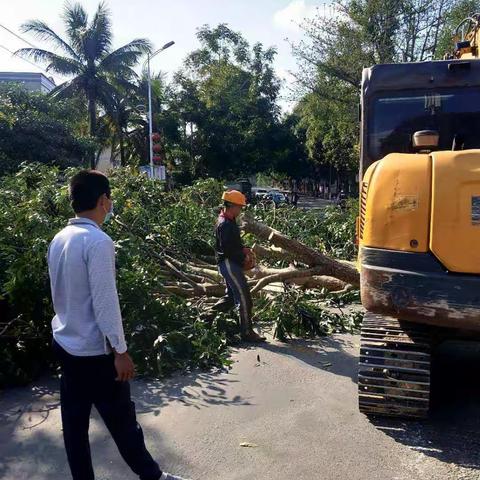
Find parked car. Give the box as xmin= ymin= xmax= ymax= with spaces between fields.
xmin=253 ymin=188 xmax=269 ymax=200
xmin=264 ymin=190 xmax=287 ymax=206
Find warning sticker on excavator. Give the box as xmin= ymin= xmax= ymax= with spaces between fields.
xmin=472 ymin=196 xmax=480 ymax=225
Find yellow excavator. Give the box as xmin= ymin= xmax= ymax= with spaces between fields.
xmin=357 ymin=14 xmax=480 ymax=418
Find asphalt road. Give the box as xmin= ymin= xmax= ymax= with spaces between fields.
xmin=1 ymin=335 xmax=480 ymax=480
xmin=297 ymin=195 xmax=334 ymax=209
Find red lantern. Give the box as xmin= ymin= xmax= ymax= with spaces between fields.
xmin=152 ymin=155 xmax=163 ymax=165
xmin=151 ymin=132 xmax=161 ymax=142
xmin=153 ymin=143 xmax=163 ymax=153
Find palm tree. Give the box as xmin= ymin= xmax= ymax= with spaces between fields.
xmin=105 ymin=72 xmax=167 ymax=167
xmin=16 ymin=1 xmax=151 ymax=168
xmin=101 ymin=82 xmax=140 ymax=167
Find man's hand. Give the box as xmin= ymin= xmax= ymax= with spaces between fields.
xmin=114 ymin=351 xmax=135 ymax=382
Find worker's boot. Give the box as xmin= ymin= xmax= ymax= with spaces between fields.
xmin=241 ymin=330 xmax=267 ymax=343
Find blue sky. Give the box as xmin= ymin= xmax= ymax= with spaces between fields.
xmin=0 ymin=0 xmax=331 ymax=109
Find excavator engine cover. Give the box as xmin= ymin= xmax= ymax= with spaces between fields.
xmin=430 ymin=150 xmax=480 ymax=273
xmin=359 ymin=150 xmax=480 ymax=331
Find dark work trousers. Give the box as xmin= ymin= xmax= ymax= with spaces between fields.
xmin=212 ymin=259 xmax=253 ymax=335
xmin=52 ymin=340 xmax=162 ymax=480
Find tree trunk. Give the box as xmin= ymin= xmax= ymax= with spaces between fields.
xmin=252 ymin=243 xmax=299 ymax=265
xmin=242 ymin=214 xmax=360 ymax=287
xmin=286 ymin=275 xmax=347 ymax=291
xmin=88 ymin=93 xmax=97 ymax=170
xmin=119 ymin=128 xmax=125 ymax=167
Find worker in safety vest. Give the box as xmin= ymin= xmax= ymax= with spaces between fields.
xmin=212 ymin=190 xmax=266 ymax=342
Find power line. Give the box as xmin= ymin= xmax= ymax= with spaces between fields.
xmin=0 ymin=22 xmax=67 ymax=83
xmin=0 ymin=43 xmax=64 ymax=83
xmin=0 ymin=23 xmax=37 ymax=49
xmin=0 ymin=43 xmax=42 ymax=70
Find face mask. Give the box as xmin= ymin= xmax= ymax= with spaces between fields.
xmin=104 ymin=201 xmax=114 ymax=223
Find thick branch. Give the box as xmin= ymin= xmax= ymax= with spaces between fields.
xmin=163 ymin=283 xmax=227 ymax=298
xmin=246 ymin=265 xmax=347 ymax=292
xmin=162 ymin=258 xmax=203 ymax=293
xmin=252 ymin=243 xmax=298 ymax=265
xmin=287 ymin=275 xmax=348 ymax=291
xmin=168 ymin=256 xmax=223 ymax=283
xmin=251 ymin=266 xmax=326 ymax=294
xmin=246 ymin=265 xmax=296 ymax=279
xmin=242 ymin=214 xmax=359 ymax=286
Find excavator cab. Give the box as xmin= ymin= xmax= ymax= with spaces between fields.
xmin=360 ymin=61 xmax=480 ymax=175
xmin=357 ymin=15 xmax=480 ymax=418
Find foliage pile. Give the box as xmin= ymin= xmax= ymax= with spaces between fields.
xmin=0 ymin=165 xmax=359 ymax=387
xmin=0 ymin=166 xmax=229 ymax=386
xmin=256 ymin=289 xmax=362 ymax=342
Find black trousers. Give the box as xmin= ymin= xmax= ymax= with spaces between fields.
xmin=53 ymin=340 xmax=162 ymax=480
xmin=211 ymin=259 xmax=253 ymax=335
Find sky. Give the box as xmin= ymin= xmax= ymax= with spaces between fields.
xmin=0 ymin=0 xmax=332 ymax=110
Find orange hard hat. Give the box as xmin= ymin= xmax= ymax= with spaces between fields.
xmin=222 ymin=190 xmax=247 ymax=206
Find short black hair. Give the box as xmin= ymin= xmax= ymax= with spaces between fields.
xmin=69 ymin=170 xmax=111 ymax=213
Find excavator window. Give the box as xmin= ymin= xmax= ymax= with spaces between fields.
xmin=368 ymin=88 xmax=480 ymax=160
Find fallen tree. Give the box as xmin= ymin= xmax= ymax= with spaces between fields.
xmin=252 ymin=243 xmax=297 ymax=265
xmin=112 ymin=213 xmax=358 ymax=298
xmin=242 ymin=214 xmax=360 ymax=287
xmin=0 ymin=166 xmax=361 ymax=385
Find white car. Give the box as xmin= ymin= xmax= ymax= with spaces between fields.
xmin=253 ymin=188 xmax=269 ymax=200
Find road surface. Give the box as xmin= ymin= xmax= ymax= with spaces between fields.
xmin=297 ymin=195 xmax=334 ymax=209
xmin=1 ymin=335 xmax=480 ymax=480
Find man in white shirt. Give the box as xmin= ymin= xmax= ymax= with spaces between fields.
xmin=48 ymin=170 xmax=190 ymax=480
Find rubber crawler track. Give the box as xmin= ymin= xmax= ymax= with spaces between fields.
xmin=358 ymin=313 xmax=431 ymax=418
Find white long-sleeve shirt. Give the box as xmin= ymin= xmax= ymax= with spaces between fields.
xmin=47 ymin=217 xmax=127 ymax=356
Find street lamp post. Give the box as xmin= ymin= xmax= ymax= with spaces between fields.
xmin=145 ymin=41 xmax=175 ymax=178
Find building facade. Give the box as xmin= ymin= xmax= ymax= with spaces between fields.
xmin=0 ymin=72 xmax=56 ymax=93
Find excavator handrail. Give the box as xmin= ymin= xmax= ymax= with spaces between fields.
xmin=455 ymin=14 xmax=480 ymax=40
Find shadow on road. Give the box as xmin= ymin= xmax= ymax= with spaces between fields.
xmin=133 ymin=370 xmax=253 ymax=414
xmin=0 ymin=410 xmax=185 ymax=480
xmin=0 ymin=372 xmax=237 ymax=479
xmin=259 ymin=335 xmax=358 ymax=382
xmin=370 ymin=341 xmax=480 ymax=471
xmin=0 ymin=381 xmax=60 ymax=438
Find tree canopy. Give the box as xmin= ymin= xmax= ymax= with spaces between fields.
xmin=289 ymin=0 xmax=480 ymax=185
xmin=0 ymin=85 xmax=94 ymax=176
xmin=3 ymin=0 xmax=480 ymax=185
xmin=16 ymin=1 xmax=151 ymax=167
xmin=169 ymin=24 xmax=284 ymax=179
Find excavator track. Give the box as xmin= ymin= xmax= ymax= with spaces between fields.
xmin=358 ymin=313 xmax=432 ymax=418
